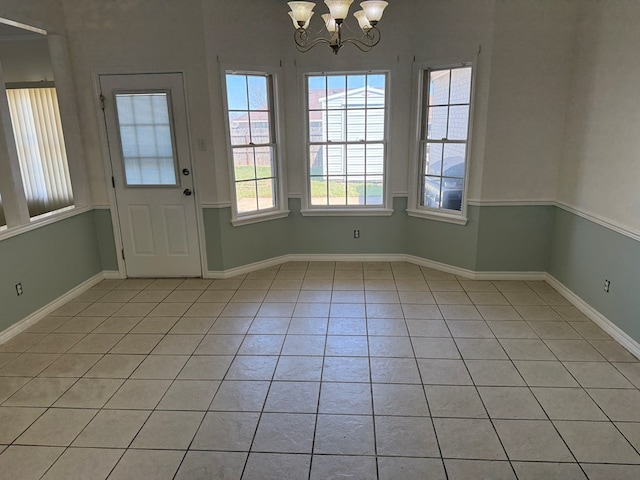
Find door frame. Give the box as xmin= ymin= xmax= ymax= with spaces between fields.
xmin=94 ymin=70 xmax=208 ymax=278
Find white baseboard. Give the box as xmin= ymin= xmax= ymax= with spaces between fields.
xmin=102 ymin=270 xmax=123 ymax=279
xmin=207 ymin=253 xmax=546 ymax=281
xmin=0 ymin=272 xmax=109 ymax=345
xmin=546 ymin=274 xmax=640 ymax=360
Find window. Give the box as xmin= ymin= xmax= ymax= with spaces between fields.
xmin=418 ymin=65 xmax=472 ymax=216
xmin=224 ymin=72 xmax=281 ymax=219
xmin=6 ymin=87 xmax=73 ymax=218
xmin=115 ymin=92 xmax=177 ymax=186
xmin=306 ymin=72 xmax=387 ymax=208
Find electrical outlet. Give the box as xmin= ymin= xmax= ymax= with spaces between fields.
xmin=15 ymin=282 xmax=23 ymax=296
xmin=354 ymin=229 xmax=360 ymax=239
xmin=604 ymin=279 xmax=611 ymax=293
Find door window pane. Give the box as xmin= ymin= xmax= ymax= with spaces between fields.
xmin=115 ymin=92 xmax=177 ymax=186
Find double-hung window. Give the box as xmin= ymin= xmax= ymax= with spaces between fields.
xmin=224 ymin=71 xmax=286 ymax=225
xmin=6 ymin=86 xmax=74 ymax=218
xmin=414 ymin=64 xmax=473 ymax=221
xmin=306 ymin=72 xmax=388 ymax=210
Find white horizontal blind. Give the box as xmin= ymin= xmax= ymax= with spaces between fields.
xmin=6 ymin=87 xmax=74 ymax=218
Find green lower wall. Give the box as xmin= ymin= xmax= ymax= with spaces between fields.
xmin=0 ymin=211 xmax=103 ymax=332
xmin=93 ymin=208 xmax=118 ymax=271
xmin=475 ymin=205 xmax=555 ymax=272
xmin=201 ymin=198 xmax=554 ymax=273
xmin=548 ymin=208 xmax=640 ymax=342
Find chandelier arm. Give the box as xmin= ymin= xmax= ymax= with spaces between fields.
xmin=293 ymin=29 xmax=331 ymax=52
xmin=341 ymin=27 xmax=381 ymax=52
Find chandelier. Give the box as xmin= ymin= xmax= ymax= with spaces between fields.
xmin=288 ymin=1 xmax=389 ymax=54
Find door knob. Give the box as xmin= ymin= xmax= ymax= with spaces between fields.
xmin=183 ymin=188 xmax=192 ymax=196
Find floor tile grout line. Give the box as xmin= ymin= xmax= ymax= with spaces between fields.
xmin=397 ymin=266 xmax=449 ymax=480
xmin=239 ymin=262 xmax=293 ymax=480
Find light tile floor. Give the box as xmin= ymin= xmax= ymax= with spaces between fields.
xmin=0 ymin=261 xmax=639 ymax=479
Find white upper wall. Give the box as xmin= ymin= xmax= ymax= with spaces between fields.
xmin=12 ymin=0 xmax=627 ymax=220
xmin=480 ymin=0 xmax=576 ymax=203
xmin=558 ymin=1 xmax=640 ymax=233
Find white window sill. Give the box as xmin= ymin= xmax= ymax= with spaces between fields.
xmin=0 ymin=205 xmax=90 ymax=242
xmin=406 ymin=208 xmax=468 ymax=225
xmin=231 ymin=210 xmax=290 ymax=227
xmin=300 ymin=208 xmax=394 ymax=217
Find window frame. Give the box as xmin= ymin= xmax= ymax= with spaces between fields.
xmin=221 ymin=66 xmax=288 ymax=226
xmin=407 ymin=60 xmax=477 ymax=225
xmin=301 ymin=69 xmax=393 ymax=216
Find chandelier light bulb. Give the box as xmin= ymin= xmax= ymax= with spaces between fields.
xmin=288 ymin=1 xmax=316 ymax=26
xmin=289 ymin=10 xmax=313 ymax=29
xmin=353 ymin=10 xmax=371 ymax=31
xmin=324 ymin=0 xmax=354 ymax=22
xmin=360 ymin=0 xmax=388 ymax=25
xmin=321 ymin=13 xmax=338 ymax=33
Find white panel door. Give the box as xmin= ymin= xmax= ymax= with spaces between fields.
xmin=100 ymin=73 xmax=201 ymax=277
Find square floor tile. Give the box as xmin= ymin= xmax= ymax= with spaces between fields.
xmin=131 ymin=410 xmax=204 ymax=449
xmin=466 ymin=360 xmax=526 ymax=386
xmin=264 ymin=381 xmax=319 ymax=413
xmin=130 ymin=355 xmax=189 ymax=379
xmin=434 ymin=418 xmax=507 ymax=460
xmin=40 ymin=447 xmax=123 ymax=480
xmin=191 ymin=411 xmax=260 ymax=451
xmin=319 ymin=382 xmax=372 ymax=414
xmin=243 ymin=452 xmax=310 ymax=480
xmin=443 ymin=459 xmax=515 ymax=479
xmin=378 ymin=457 xmax=446 ymax=480
xmin=108 ymin=449 xmax=185 ymax=480
xmin=104 ymin=379 xmax=171 ymax=409
xmin=554 ymin=420 xmax=640 ymax=463
xmin=16 ymin=408 xmax=97 ymax=446
xmin=0 ymin=406 xmax=46 ymax=443
xmin=426 ymin=385 xmax=486 ymax=418
xmin=252 ymin=413 xmax=315 ymax=453
xmin=225 ymin=355 xmax=278 ymax=380
xmin=156 ymin=379 xmax=219 ymax=410
xmin=417 ymin=359 xmax=473 ymax=385
xmin=564 ymin=361 xmax=634 ymax=388
xmin=281 ymin=335 xmax=326 ymax=355
xmin=83 ymin=354 xmax=144 ymax=378
xmin=322 ymin=356 xmax=370 ymax=382
xmin=310 ymin=454 xmax=376 ymax=480
xmin=372 ymin=383 xmax=429 ymax=416
xmin=174 ymin=451 xmax=246 ymax=480
xmin=499 ymin=339 xmax=556 ymax=360
xmin=514 ymin=360 xmax=578 ymax=387
xmin=478 ymin=386 xmax=546 ymax=419
xmin=209 ymin=380 xmax=270 ymax=412
xmin=532 ymin=387 xmax=607 ymax=420
xmin=375 ymin=415 xmax=439 ymax=457
xmin=53 ymin=378 xmax=123 ymax=408
xmin=587 ymin=388 xmax=640 ymax=421
xmin=493 ymin=419 xmax=573 ymax=462
xmin=313 ymin=414 xmax=375 ymax=455
xmin=72 ymin=409 xmax=150 ymax=447
xmin=0 ymin=446 xmax=64 ymax=480
xmin=178 ymin=355 xmax=234 ymax=380
xmin=370 ymin=357 xmax=421 ymax=383
xmin=274 ymin=356 xmax=323 ymax=381
xmin=511 ymin=462 xmax=587 ymax=480
xmin=3 ymin=378 xmax=76 ymax=407
xmin=412 ymin=337 xmax=460 ymax=359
